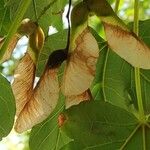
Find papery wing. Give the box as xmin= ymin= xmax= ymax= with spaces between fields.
xmin=1 ymin=34 xmax=20 ymax=62
xmin=104 ymin=23 xmax=150 ymax=69
xmin=15 ymin=69 xmax=59 ymax=133
xmin=65 ymin=90 xmax=91 ymax=109
xmin=12 ymin=52 xmax=35 ymax=116
xmin=62 ymin=28 xmax=99 ymax=96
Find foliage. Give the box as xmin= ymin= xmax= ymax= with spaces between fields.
xmin=0 ymin=74 xmax=15 ymax=140
xmin=0 ymin=0 xmax=150 ymax=150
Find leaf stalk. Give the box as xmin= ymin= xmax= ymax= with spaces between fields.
xmin=133 ymin=0 xmax=145 ymax=121
xmin=115 ymin=0 xmax=120 ymax=13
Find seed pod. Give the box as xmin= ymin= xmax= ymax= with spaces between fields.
xmin=103 ymin=23 xmax=150 ymax=69
xmin=62 ymin=27 xmax=99 ymax=95
xmin=62 ymin=28 xmax=99 ymax=108
xmin=15 ymin=68 xmax=59 ymax=133
xmin=0 ymin=19 xmax=40 ymax=63
xmin=47 ymin=49 xmax=67 ymax=69
xmin=28 ymin=26 xmax=45 ymax=63
xmin=12 ymin=25 xmax=45 ymax=116
xmin=17 ymin=18 xmax=37 ymax=36
xmin=61 ymin=3 xmax=99 ymax=108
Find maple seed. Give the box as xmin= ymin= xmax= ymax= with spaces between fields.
xmin=58 ymin=114 xmax=66 ymax=127
xmin=15 ymin=68 xmax=59 ymax=133
xmin=12 ymin=53 xmax=35 ymax=116
xmin=62 ymin=28 xmax=99 ymax=97
xmin=103 ymin=23 xmax=150 ymax=69
xmin=61 ymin=2 xmax=99 ymax=108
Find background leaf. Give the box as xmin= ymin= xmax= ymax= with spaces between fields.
xmin=61 ymin=101 xmax=138 ymax=149
xmin=0 ymin=74 xmax=15 ymax=140
xmin=0 ymin=0 xmax=12 ymax=36
xmin=25 ymin=0 xmax=67 ymax=34
xmin=1 ymin=0 xmax=67 ymax=36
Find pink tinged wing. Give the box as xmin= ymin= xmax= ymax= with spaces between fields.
xmin=15 ymin=69 xmax=59 ymax=133
xmin=62 ymin=28 xmax=99 ymax=96
xmin=103 ymin=23 xmax=150 ymax=69
xmin=12 ymin=53 xmax=35 ymax=116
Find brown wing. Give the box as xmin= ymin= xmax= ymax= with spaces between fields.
xmin=15 ymin=68 xmax=59 ymax=133
xmin=1 ymin=34 xmax=20 ymax=63
xmin=61 ymin=27 xmax=99 ymax=97
xmin=12 ymin=52 xmax=35 ymax=116
xmin=103 ymin=23 xmax=150 ymax=69
xmin=65 ymin=90 xmax=91 ymax=109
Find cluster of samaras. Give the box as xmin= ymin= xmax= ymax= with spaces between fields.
xmin=3 ymin=0 xmax=150 ymax=133
xmin=12 ymin=23 xmax=99 ymax=133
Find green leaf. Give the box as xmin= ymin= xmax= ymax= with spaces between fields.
xmin=61 ymin=101 xmax=139 ymax=149
xmin=128 ymin=19 xmax=150 ymax=114
xmin=0 ymin=74 xmax=15 ymax=140
xmin=8 ymin=0 xmax=67 ymax=35
xmin=25 ymin=0 xmax=67 ymax=34
xmin=138 ymin=19 xmax=150 ymax=115
xmin=67 ymin=19 xmax=150 ymax=149
xmin=101 ymin=49 xmax=134 ymax=110
xmin=90 ymin=27 xmax=107 ymax=101
xmin=90 ymin=25 xmax=135 ymax=111
xmin=29 ymin=95 xmax=72 ymax=150
xmin=60 ymin=141 xmax=82 ymax=150
xmin=0 ymin=0 xmax=12 ymax=36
